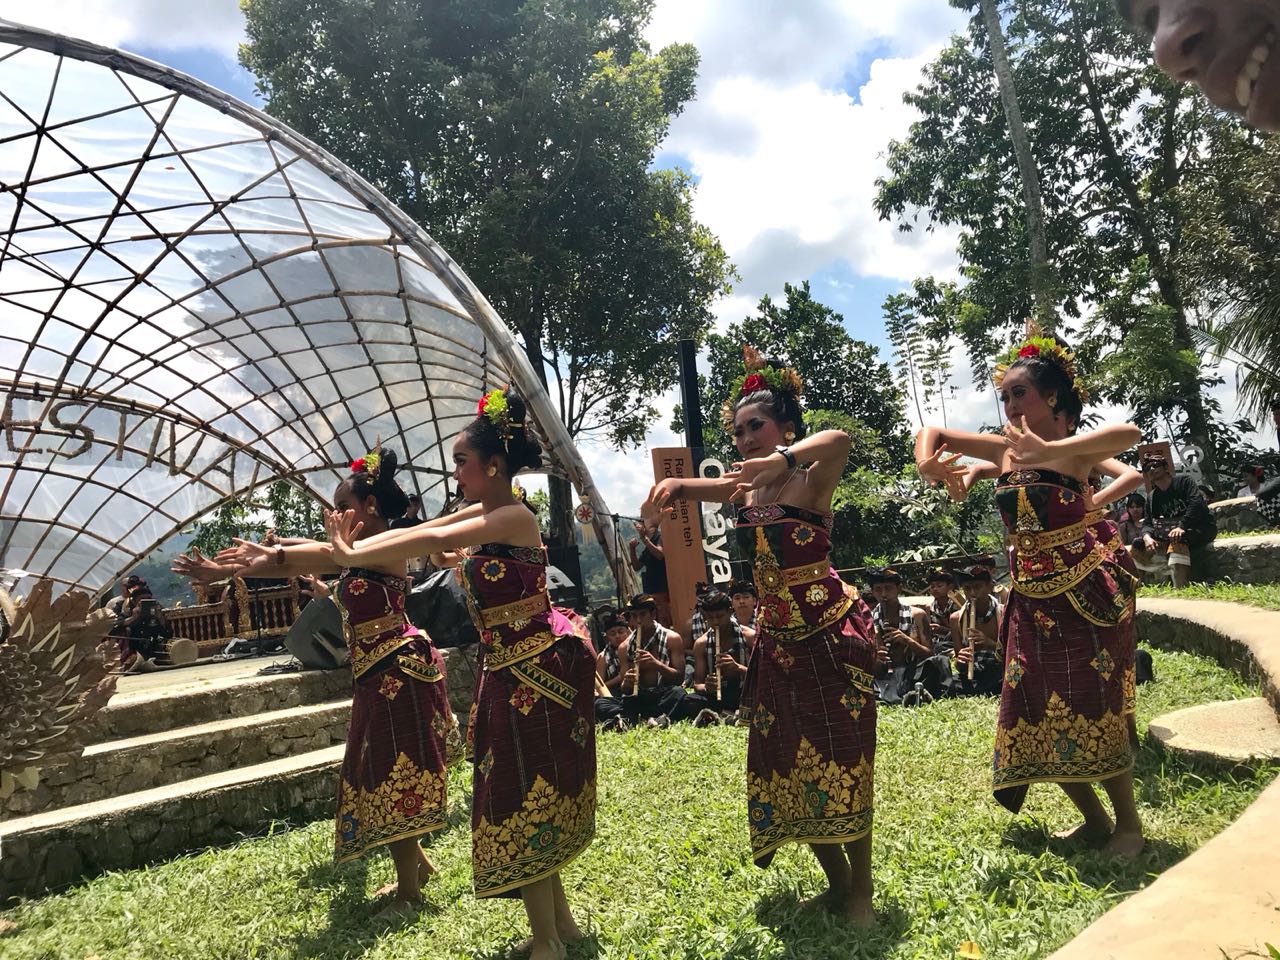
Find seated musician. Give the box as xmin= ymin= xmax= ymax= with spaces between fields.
xmin=594 ymin=609 xmax=631 ymax=728
xmin=949 ymin=565 xmax=1003 ymax=697
xmin=868 ymin=567 xmax=947 ymax=704
xmin=620 ymin=593 xmax=693 ymax=725
xmin=923 ymin=567 xmax=960 ymax=655
xmin=689 ymin=588 xmax=755 ymax=719
xmin=970 ymin=553 xmax=1010 ymax=606
xmin=729 ymin=579 xmax=758 ymax=630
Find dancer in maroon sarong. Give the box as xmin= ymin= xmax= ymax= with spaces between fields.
xmin=173 ymin=449 xmax=455 ymax=918
xmin=916 ymin=329 xmax=1145 ymax=857
xmin=324 ymin=389 xmax=595 ymax=960
xmin=647 ymin=346 xmax=878 ymax=925
xmin=957 ymin=449 xmax=1143 ymax=738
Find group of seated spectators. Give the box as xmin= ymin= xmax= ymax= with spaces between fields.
xmin=1116 ymin=453 xmax=1219 ymax=588
xmin=590 ymin=562 xmax=1013 ymax=730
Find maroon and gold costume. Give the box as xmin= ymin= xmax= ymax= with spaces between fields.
xmin=459 ymin=544 xmax=597 ymax=898
xmin=333 ymin=568 xmax=452 ymax=863
xmin=736 ymin=503 xmax=877 ymax=866
xmin=1087 ymin=507 xmax=1139 ymax=717
xmin=994 ymin=471 xmax=1137 ymax=812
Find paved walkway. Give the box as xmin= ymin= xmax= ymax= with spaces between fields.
xmin=1049 ymin=597 xmax=1280 ymax=959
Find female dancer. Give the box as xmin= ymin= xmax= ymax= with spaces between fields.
xmin=916 ymin=333 xmax=1145 ymax=856
xmin=950 ymin=449 xmax=1144 ymax=741
xmin=648 ymin=347 xmax=879 ymax=925
xmin=323 ymin=389 xmax=596 ymax=960
xmin=172 ymin=450 xmax=455 ymax=917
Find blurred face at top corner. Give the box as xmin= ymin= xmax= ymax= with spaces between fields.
xmin=1119 ymin=0 xmax=1280 ymax=130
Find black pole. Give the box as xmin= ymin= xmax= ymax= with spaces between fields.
xmin=678 ymin=338 xmax=704 ymax=470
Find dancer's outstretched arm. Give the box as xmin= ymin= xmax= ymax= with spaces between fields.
xmin=915 ymin=426 xmax=1008 ymax=476
xmin=1090 ymin=458 xmax=1143 ymax=507
xmin=325 ymin=504 xmax=537 ymax=568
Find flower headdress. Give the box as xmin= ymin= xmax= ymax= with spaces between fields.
xmin=992 ymin=320 xmax=1091 ymax=407
xmin=350 ymin=440 xmax=383 ymax=481
xmin=720 ymin=345 xmax=805 ymax=432
xmin=477 ymin=386 xmax=523 ymax=449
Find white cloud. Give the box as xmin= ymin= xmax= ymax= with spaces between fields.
xmin=650 ymin=4 xmax=966 ymax=309
xmin=1 ymin=0 xmax=245 ymax=55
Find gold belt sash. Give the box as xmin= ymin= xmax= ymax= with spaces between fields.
xmin=345 ymin=613 xmax=404 ymax=643
xmin=756 ymin=558 xmax=830 ymax=594
xmin=480 ymin=592 xmax=550 ymax=629
xmin=1011 ymin=518 xmax=1089 ymax=554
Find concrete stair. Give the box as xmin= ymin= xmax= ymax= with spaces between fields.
xmin=1148 ymin=697 xmax=1280 ymax=767
xmin=1 ymin=746 xmax=344 ymax=902
xmin=1 ymin=645 xmax=481 ymax=903
xmin=0 ymin=655 xmax=354 ymax=903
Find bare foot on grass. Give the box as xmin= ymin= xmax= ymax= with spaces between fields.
xmin=1103 ymin=830 xmax=1146 ymax=859
xmin=372 ymin=859 xmax=438 ymax=899
xmin=1053 ymin=819 xmax=1112 ymax=844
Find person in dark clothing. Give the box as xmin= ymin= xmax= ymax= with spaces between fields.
xmin=594 ymin=610 xmax=631 ymax=728
xmin=868 ymin=568 xmax=949 ymax=705
xmin=949 ymin=566 xmax=1003 ymax=697
xmin=627 ymin=520 xmax=671 ymax=625
xmin=388 ymin=494 xmax=425 ymax=529
xmin=922 ymin=567 xmax=959 ymax=654
xmin=1138 ymin=453 xmax=1217 ymax=588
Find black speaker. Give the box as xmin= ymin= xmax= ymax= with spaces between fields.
xmin=405 ymin=568 xmax=480 ymax=649
xmin=546 ymin=545 xmax=585 ymax=608
xmin=283 ymin=598 xmax=348 ymax=670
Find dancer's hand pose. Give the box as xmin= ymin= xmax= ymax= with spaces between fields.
xmin=325 ymin=510 xmax=366 ymax=566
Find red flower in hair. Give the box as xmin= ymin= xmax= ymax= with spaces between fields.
xmin=742 ymin=373 xmax=767 ymax=394
xmin=351 ymin=457 xmax=367 ymax=473
xmin=477 ymin=395 xmax=489 ymax=415
xmin=1018 ymin=344 xmax=1041 ymax=358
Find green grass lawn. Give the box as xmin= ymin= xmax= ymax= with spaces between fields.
xmin=3 ymin=648 xmax=1275 ymax=960
xmin=1143 ymin=581 xmax=1280 ymax=610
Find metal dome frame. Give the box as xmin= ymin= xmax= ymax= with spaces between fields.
xmin=0 ymin=21 xmax=627 ymax=595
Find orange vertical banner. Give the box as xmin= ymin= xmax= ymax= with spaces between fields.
xmin=651 ymin=447 xmax=707 ymax=638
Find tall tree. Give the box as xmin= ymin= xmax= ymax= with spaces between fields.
xmin=974 ymin=0 xmax=1056 ymax=328
xmin=875 ymin=0 xmax=1224 ymax=481
xmin=240 ymin=0 xmax=733 ymax=546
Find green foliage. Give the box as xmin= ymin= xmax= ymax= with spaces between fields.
xmin=240 ymin=0 xmax=734 ymax=450
xmin=875 ymin=0 xmax=1249 ymax=481
xmin=188 ymin=481 xmax=324 ymax=556
xmin=697 ymin=282 xmax=910 ymax=467
xmin=3 ymin=648 xmax=1272 ymax=959
xmin=1141 ymin=581 xmax=1280 ymax=611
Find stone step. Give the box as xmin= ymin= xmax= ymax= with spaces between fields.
xmin=0 ymin=744 xmax=345 ymax=904
xmin=94 ymin=657 xmax=352 ymax=742
xmin=1148 ymin=697 xmax=1280 ymax=767
xmin=3 ymin=701 xmax=352 ymax=819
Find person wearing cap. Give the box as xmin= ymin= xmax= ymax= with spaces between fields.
xmin=688 ymin=588 xmax=755 ymax=717
xmin=729 ymin=579 xmax=758 ymax=630
xmin=868 ymin=568 xmax=946 ymax=705
xmin=594 ymin=610 xmax=632 ymax=729
xmin=923 ymin=568 xmax=961 ymax=653
xmin=949 ymin=567 xmax=1003 ymax=697
xmin=619 ymin=594 xmax=692 ymax=725
xmin=1138 ymin=453 xmax=1217 ymax=588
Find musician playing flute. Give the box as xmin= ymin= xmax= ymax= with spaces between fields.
xmin=949 ymin=566 xmax=1003 ymax=697
xmin=690 ymin=588 xmax=754 ymax=714
xmin=620 ymin=593 xmax=693 ymax=725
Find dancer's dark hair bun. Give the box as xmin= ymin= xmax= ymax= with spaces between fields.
xmin=465 ymin=392 xmax=543 ymax=474
xmin=349 ymin=449 xmax=410 ymax=520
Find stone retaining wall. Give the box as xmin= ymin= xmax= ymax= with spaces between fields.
xmin=95 ymin=667 xmax=352 ymax=740
xmin=1205 ymin=534 xmax=1280 ymax=586
xmin=0 ymin=752 xmax=342 ymax=903
xmin=2 ymin=705 xmax=351 ymax=819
